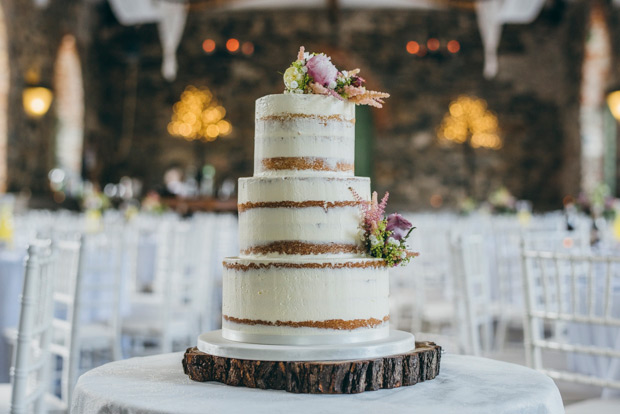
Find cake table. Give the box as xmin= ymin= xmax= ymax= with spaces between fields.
xmin=71 ymin=352 xmax=564 ymax=414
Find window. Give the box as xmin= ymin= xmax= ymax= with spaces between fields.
xmin=53 ymin=34 xmax=84 ymax=193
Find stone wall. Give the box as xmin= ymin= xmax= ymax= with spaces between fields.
xmin=4 ymin=1 xmax=595 ymax=210
xmin=1 ymin=0 xmax=89 ymax=197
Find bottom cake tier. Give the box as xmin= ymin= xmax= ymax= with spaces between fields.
xmin=222 ymin=257 xmax=389 ymax=345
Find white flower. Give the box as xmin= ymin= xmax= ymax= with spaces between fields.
xmin=342 ymin=70 xmax=348 ymax=77
xmin=387 ymin=237 xmax=399 ymax=246
xmin=301 ymin=66 xmax=308 ymax=73
xmin=328 ymin=81 xmax=337 ymax=89
xmin=303 ymin=52 xmax=310 ymax=60
xmin=358 ymin=229 xmax=366 ymax=241
xmin=369 ymin=235 xmax=380 ymax=247
xmin=290 ymin=80 xmax=299 ymax=89
xmin=400 ymin=251 xmax=407 ymax=259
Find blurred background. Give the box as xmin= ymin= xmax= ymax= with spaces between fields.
xmin=2 ymin=0 xmax=620 ymax=411
xmin=1 ymin=0 xmax=619 ymax=212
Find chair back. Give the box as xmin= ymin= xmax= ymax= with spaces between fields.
xmin=521 ymin=247 xmax=620 ymax=391
xmin=451 ymin=233 xmax=494 ymax=356
xmin=49 ymin=237 xmax=82 ymax=408
xmin=10 ymin=239 xmax=54 ymax=414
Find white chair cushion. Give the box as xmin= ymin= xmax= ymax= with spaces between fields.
xmin=565 ymin=398 xmax=620 ymax=414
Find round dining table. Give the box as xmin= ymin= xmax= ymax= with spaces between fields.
xmin=71 ymin=351 xmax=564 ymax=414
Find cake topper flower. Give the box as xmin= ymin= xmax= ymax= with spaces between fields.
xmin=283 ymin=46 xmax=390 ymax=108
xmin=350 ymin=188 xmax=418 ymax=267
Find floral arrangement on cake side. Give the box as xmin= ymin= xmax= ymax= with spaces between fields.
xmin=283 ymin=46 xmax=390 ymax=108
xmin=350 ymin=189 xmax=418 ymax=267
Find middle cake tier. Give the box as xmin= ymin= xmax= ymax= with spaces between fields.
xmin=238 ymin=176 xmax=369 ymax=257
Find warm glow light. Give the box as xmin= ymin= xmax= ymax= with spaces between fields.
xmin=22 ymin=87 xmax=53 ymax=118
xmin=406 ymin=41 xmax=420 ymax=54
xmin=169 ymin=85 xmax=232 ymax=142
xmin=241 ymin=41 xmax=254 ymax=55
xmin=427 ymin=38 xmax=440 ymax=51
xmin=438 ymin=95 xmax=501 ymax=149
xmin=430 ymin=194 xmax=443 ymax=208
xmin=202 ymin=39 xmax=216 ymax=53
xmin=447 ymin=40 xmax=461 ymax=53
xmin=217 ymin=120 xmax=232 ymax=135
xmin=226 ymin=38 xmax=240 ymax=52
xmin=607 ymin=89 xmax=620 ymax=121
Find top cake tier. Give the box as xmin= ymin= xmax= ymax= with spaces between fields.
xmin=254 ymin=94 xmax=356 ymax=177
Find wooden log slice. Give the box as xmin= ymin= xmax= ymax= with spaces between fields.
xmin=182 ymin=341 xmax=441 ymax=394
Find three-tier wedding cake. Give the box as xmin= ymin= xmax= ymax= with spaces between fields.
xmin=221 ymin=93 xmax=390 ymax=345
xmin=196 ymin=47 xmax=419 ymax=361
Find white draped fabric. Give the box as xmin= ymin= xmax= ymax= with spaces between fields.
xmin=157 ymin=2 xmax=188 ymax=82
xmin=475 ymin=0 xmax=546 ymax=79
xmin=71 ymin=352 xmax=564 ymax=414
xmin=108 ymin=0 xmax=188 ymax=81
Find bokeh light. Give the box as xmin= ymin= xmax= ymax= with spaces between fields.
xmin=226 ymin=38 xmax=240 ymax=52
xmin=447 ymin=40 xmax=461 ymax=53
xmin=438 ymin=96 xmax=502 ymax=150
xmin=241 ymin=41 xmax=254 ymax=55
xmin=427 ymin=38 xmax=440 ymax=51
xmin=406 ymin=41 xmax=420 ymax=55
xmin=169 ymin=85 xmax=232 ymax=142
xmin=202 ymin=39 xmax=216 ymax=53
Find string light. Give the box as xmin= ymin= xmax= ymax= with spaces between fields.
xmin=241 ymin=41 xmax=254 ymax=55
xmin=226 ymin=38 xmax=239 ymax=52
xmin=447 ymin=40 xmax=460 ymax=53
xmin=168 ymin=85 xmax=232 ymax=142
xmin=202 ymin=39 xmax=216 ymax=53
xmin=438 ymin=95 xmax=502 ymax=150
xmin=427 ymin=38 xmax=440 ymax=51
xmin=406 ymin=41 xmax=420 ymax=54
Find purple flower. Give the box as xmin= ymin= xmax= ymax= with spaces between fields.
xmin=386 ymin=213 xmax=412 ymax=241
xmin=306 ymin=54 xmax=338 ymax=86
xmin=351 ymin=75 xmax=365 ymax=88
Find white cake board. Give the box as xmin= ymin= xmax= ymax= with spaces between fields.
xmin=197 ymin=329 xmax=416 ymax=361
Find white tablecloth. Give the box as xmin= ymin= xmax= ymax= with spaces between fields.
xmin=71 ymin=352 xmax=564 ymax=414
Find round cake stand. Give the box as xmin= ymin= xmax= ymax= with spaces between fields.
xmin=197 ymin=329 xmax=415 ymax=361
xmin=184 ymin=330 xmax=442 ymax=394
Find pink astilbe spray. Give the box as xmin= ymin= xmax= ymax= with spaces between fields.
xmin=350 ymin=188 xmax=389 ymax=235
xmin=297 ymin=46 xmax=305 ymax=61
xmin=349 ymin=90 xmax=390 ymax=108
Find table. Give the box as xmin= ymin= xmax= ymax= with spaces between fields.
xmin=71 ymin=352 xmax=564 ymax=414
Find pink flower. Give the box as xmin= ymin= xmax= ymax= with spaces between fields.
xmin=386 ymin=213 xmax=412 ymax=241
xmin=306 ymin=54 xmax=338 ymax=86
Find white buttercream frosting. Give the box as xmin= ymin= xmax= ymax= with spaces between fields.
xmin=238 ymin=207 xmax=362 ymax=254
xmin=222 ymin=257 xmax=389 ymax=334
xmin=254 ymin=94 xmax=356 ymax=177
xmin=238 ymin=177 xmax=369 ymax=257
xmin=255 ymin=94 xmax=355 ymax=120
xmin=238 ymin=176 xmax=369 ymax=203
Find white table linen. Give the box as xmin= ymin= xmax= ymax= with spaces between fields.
xmin=71 ymin=352 xmax=564 ymax=414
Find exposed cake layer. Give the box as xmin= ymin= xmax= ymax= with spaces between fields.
xmin=222 ymin=257 xmax=389 ymax=345
xmin=256 ymin=93 xmax=355 ymax=120
xmin=254 ymin=94 xmax=355 ymax=177
xmin=238 ymin=177 xmax=369 ymax=258
xmin=238 ymin=176 xmax=369 ymax=204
